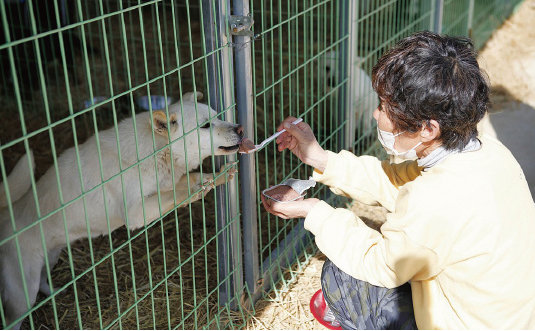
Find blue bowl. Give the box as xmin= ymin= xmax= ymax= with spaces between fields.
xmin=82 ymin=96 xmax=108 ymax=109
xmin=136 ymin=95 xmax=174 ymax=111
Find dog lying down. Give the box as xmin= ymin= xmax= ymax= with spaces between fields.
xmin=0 ymin=91 xmax=244 ymax=328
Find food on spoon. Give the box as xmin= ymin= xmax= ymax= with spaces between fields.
xmin=263 ymin=185 xmax=303 ymax=202
xmin=239 ymin=138 xmax=256 ymax=153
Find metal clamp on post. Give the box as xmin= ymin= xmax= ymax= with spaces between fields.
xmin=229 ymin=15 xmax=254 ymax=36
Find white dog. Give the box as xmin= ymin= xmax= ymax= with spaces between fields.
xmin=322 ymin=50 xmax=379 ymax=143
xmin=0 ymin=91 xmax=242 ymax=328
xmin=0 ymin=151 xmax=35 ymax=210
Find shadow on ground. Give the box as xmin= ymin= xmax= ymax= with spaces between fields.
xmin=488 ymin=85 xmax=535 ymax=200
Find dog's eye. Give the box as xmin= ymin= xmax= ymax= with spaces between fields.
xmin=171 ymin=119 xmax=177 ymax=125
xmin=201 ymin=122 xmax=211 ymax=129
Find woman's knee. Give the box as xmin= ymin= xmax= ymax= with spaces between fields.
xmin=320 ymin=259 xmax=344 ymax=299
xmin=319 ymin=259 xmax=417 ymax=329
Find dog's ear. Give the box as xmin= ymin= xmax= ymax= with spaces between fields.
xmin=182 ymin=91 xmax=203 ymax=102
xmin=151 ymin=111 xmax=168 ymax=136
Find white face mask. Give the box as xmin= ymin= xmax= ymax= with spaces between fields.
xmin=377 ymin=127 xmax=422 ymax=159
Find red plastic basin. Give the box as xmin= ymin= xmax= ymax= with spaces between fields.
xmin=310 ymin=289 xmax=343 ymax=330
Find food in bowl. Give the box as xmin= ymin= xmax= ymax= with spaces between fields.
xmin=263 ymin=184 xmax=303 ymax=202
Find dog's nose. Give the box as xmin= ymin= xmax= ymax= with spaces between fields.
xmin=234 ymin=125 xmax=244 ymax=137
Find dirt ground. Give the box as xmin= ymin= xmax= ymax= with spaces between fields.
xmin=245 ymin=0 xmax=535 ymax=329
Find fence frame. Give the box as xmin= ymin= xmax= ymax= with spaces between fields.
xmin=232 ymin=0 xmax=260 ymax=304
xmin=236 ymin=0 xmax=352 ymax=307
xmin=201 ymin=0 xmax=243 ymax=308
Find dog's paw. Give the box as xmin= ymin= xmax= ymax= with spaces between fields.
xmin=201 ymin=176 xmax=217 ymax=191
xmin=191 ymin=176 xmax=216 ymax=201
xmin=210 ymin=166 xmax=237 ymax=187
xmin=226 ymin=165 xmax=238 ymax=181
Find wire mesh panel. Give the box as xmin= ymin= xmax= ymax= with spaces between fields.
xmin=442 ymin=0 xmax=472 ymax=36
xmin=470 ymin=0 xmax=523 ymax=49
xmin=349 ymin=0 xmax=434 ymax=155
xmin=0 ymin=0 xmax=245 ymax=329
xmin=441 ymin=0 xmax=523 ymax=47
xmin=246 ymin=0 xmax=349 ymax=300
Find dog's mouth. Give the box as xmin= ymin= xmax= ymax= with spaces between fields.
xmin=218 ymin=144 xmax=240 ymax=152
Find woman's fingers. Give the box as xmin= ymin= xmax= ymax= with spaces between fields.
xmin=263 ymin=195 xmax=308 ymax=219
xmin=276 ymin=137 xmax=288 ymax=151
xmin=261 ymin=195 xmax=271 ymax=209
xmin=276 ymin=132 xmax=298 ymax=152
xmin=288 ymin=138 xmax=298 ymax=151
xmin=261 ymin=195 xmax=287 ymax=218
xmin=276 ymin=117 xmax=318 ymax=155
xmin=276 ymin=131 xmax=290 ymax=144
xmin=277 ymin=116 xmax=299 ymax=132
xmin=261 ymin=195 xmax=286 ymax=217
xmin=261 ymin=195 xmax=276 ymax=213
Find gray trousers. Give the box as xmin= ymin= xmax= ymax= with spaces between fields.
xmin=321 ymin=259 xmax=417 ymax=330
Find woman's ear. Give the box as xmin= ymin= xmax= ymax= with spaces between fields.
xmin=420 ymin=119 xmax=440 ymax=142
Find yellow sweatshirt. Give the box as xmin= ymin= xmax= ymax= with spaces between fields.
xmin=305 ymin=135 xmax=535 ymax=329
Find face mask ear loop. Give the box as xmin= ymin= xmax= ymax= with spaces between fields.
xmin=410 ymin=141 xmax=423 ymax=153
xmin=377 ymin=126 xmax=422 ymax=159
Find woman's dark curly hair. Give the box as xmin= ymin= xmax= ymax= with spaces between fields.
xmin=372 ymin=31 xmax=490 ymax=151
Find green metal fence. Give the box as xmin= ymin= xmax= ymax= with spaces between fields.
xmin=0 ymin=0 xmax=523 ymax=329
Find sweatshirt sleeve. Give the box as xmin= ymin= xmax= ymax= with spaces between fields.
xmin=312 ymin=150 xmax=400 ymax=211
xmin=305 ymin=198 xmax=441 ymax=288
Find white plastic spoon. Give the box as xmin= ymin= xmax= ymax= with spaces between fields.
xmin=240 ymin=117 xmax=303 ymax=154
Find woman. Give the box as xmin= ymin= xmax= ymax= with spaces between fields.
xmin=262 ymin=31 xmax=535 ymax=329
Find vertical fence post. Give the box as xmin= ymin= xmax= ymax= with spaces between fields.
xmin=467 ymin=0 xmax=475 ymax=38
xmin=201 ymin=0 xmax=243 ymax=307
xmin=430 ymin=0 xmax=436 ymax=31
xmin=232 ymin=0 xmax=260 ymax=301
xmin=345 ymin=0 xmax=357 ymax=150
xmin=433 ymin=0 xmax=444 ymax=33
xmin=338 ymin=0 xmax=349 ymax=149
